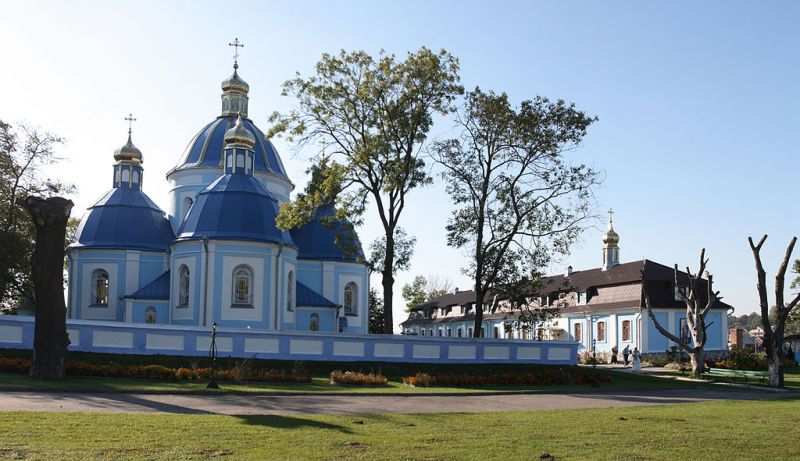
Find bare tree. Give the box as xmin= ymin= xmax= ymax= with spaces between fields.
xmin=748 ymin=235 xmax=799 ymax=387
xmin=642 ymin=249 xmax=720 ymax=379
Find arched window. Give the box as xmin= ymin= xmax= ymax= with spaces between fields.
xmin=121 ymin=168 xmax=130 ymax=183
xmin=597 ymin=321 xmax=607 ymax=342
xmin=132 ymin=170 xmax=140 ymax=184
xmin=574 ymin=323 xmax=582 ymax=342
xmin=114 ymin=168 xmax=120 ymax=185
xmin=183 ymin=197 xmax=194 ymax=218
xmin=309 ymin=313 xmax=319 ymax=332
xmin=287 ymin=271 xmax=294 ymax=311
xmin=457 ymin=328 xmax=462 ymax=338
xmin=232 ymin=265 xmax=253 ymax=306
xmin=91 ymin=269 xmax=109 ymax=306
xmin=622 ymin=320 xmax=632 ymax=342
xmin=145 ymin=306 xmax=156 ymax=324
xmin=343 ymin=282 xmax=358 ymax=315
xmin=178 ymin=265 xmax=190 ymax=307
xmin=493 ymin=326 xmax=499 ymax=339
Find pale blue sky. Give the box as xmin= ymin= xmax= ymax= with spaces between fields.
xmin=2 ymin=1 xmax=798 ymax=329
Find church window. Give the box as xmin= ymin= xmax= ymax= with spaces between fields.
xmin=438 ymin=328 xmax=442 ymax=336
xmin=597 ymin=321 xmax=606 ymax=342
xmin=287 ymin=271 xmax=294 ymax=311
xmin=178 ymin=265 xmax=190 ymax=307
xmin=91 ymin=270 xmax=109 ymax=306
xmin=145 ymin=306 xmax=156 ymax=324
xmin=309 ymin=313 xmax=319 ymax=332
xmin=493 ymin=326 xmax=499 ymax=338
xmin=226 ymin=154 xmax=233 ymax=168
xmin=183 ymin=197 xmax=194 ymax=218
xmin=114 ymin=168 xmax=120 ymax=185
xmin=232 ymin=265 xmax=253 ymax=306
xmin=344 ymin=282 xmax=358 ymax=315
xmin=132 ymin=170 xmax=140 ymax=184
xmin=622 ymin=320 xmax=632 ymax=342
xmin=447 ymin=327 xmax=452 ymax=337
xmin=574 ymin=323 xmax=582 ymax=342
xmin=121 ymin=168 xmax=130 ymax=183
xmin=457 ymin=328 xmax=462 ymax=338
xmin=236 ymin=152 xmax=245 ymax=169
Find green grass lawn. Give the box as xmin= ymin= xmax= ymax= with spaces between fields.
xmin=0 ymin=367 xmax=722 ymax=395
xmin=1 ymin=398 xmax=798 ymax=460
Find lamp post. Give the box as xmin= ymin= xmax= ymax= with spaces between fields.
xmin=207 ymin=321 xmax=219 ymax=389
xmin=591 ymin=338 xmax=597 ymax=369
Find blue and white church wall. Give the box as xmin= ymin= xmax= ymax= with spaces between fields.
xmin=294 ymin=260 xmax=368 ymax=334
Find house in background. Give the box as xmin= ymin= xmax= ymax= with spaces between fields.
xmin=401 ymin=214 xmax=733 ymax=356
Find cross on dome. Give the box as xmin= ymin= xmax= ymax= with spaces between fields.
xmin=608 ymin=208 xmax=614 ymax=224
xmin=228 ymin=37 xmax=244 ymax=68
xmin=125 ymin=113 xmax=137 ymax=135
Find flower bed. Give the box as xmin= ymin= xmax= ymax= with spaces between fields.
xmin=329 ymin=370 xmax=388 ymax=386
xmin=401 ymin=369 xmax=612 ymax=387
xmin=0 ymin=357 xmax=311 ymax=383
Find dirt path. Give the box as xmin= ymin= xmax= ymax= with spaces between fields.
xmin=0 ymin=389 xmax=790 ymax=415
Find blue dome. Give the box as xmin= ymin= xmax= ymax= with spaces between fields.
xmin=172 ymin=115 xmax=288 ymax=179
xmin=290 ymin=206 xmax=365 ymax=263
xmin=73 ymin=188 xmax=174 ymax=252
xmin=177 ymin=173 xmax=295 ymax=246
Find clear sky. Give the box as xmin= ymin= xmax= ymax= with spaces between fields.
xmin=2 ymin=1 xmax=798 ymax=330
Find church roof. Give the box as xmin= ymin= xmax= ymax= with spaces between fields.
xmin=176 ymin=173 xmax=295 ymax=246
xmin=123 ymin=271 xmax=170 ymax=300
xmin=296 ymin=281 xmax=338 ymax=308
xmin=170 ymin=115 xmax=288 ymax=180
xmin=72 ymin=187 xmax=174 ymax=252
xmin=289 ymin=206 xmax=365 ymax=263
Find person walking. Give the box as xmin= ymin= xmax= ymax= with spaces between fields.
xmin=622 ymin=345 xmax=630 ymax=367
xmin=632 ymin=347 xmax=641 ymax=373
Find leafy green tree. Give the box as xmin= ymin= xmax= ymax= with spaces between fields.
xmin=0 ymin=120 xmax=74 ymax=312
xmin=401 ymin=274 xmax=453 ymax=311
xmin=270 ymin=48 xmax=462 ymax=333
xmin=368 ymin=288 xmax=384 ymax=334
xmin=432 ymin=88 xmax=599 ymax=337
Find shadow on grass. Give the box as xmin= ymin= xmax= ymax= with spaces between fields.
xmin=236 ymin=414 xmax=353 ymax=433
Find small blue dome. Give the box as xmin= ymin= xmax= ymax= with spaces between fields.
xmin=177 ymin=174 xmax=295 ymax=246
xmin=290 ymin=206 xmax=365 ymax=263
xmin=172 ymin=115 xmax=288 ymax=179
xmin=73 ymin=188 xmax=174 ymax=251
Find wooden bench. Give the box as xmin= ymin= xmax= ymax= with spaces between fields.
xmin=703 ymin=368 xmax=768 ymax=385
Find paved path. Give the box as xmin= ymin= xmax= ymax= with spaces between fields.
xmin=0 ymin=389 xmax=790 ymax=415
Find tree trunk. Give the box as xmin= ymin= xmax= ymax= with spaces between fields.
xmin=381 ymin=233 xmax=395 ymax=334
xmin=473 ymin=294 xmax=483 ymax=338
xmin=768 ymin=349 xmax=784 ymax=387
xmin=689 ymin=349 xmax=704 ymax=379
xmin=24 ymin=196 xmax=73 ymax=380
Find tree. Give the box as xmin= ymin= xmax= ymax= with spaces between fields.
xmin=25 ymin=196 xmax=73 ymax=380
xmin=642 ymin=249 xmax=720 ymax=379
xmin=401 ymin=274 xmax=453 ymax=310
xmin=368 ymin=288 xmax=384 ymax=334
xmin=748 ymin=235 xmax=800 ymax=387
xmin=0 ymin=120 xmax=73 ymax=312
xmin=432 ymin=88 xmax=599 ymax=337
xmin=270 ymin=48 xmax=462 ymax=333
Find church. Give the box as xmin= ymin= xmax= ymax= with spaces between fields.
xmin=66 ymin=48 xmax=370 ymax=335
xmin=400 ymin=214 xmax=732 ymax=357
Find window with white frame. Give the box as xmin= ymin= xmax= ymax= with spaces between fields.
xmin=344 ymin=282 xmax=358 ymax=315
xmin=178 ymin=265 xmax=190 ymax=307
xmin=232 ymin=265 xmax=253 ymax=306
xmin=145 ymin=306 xmax=156 ymax=324
xmin=574 ymin=322 xmax=582 ymax=342
xmin=91 ymin=269 xmax=109 ymax=306
xmin=309 ymin=313 xmax=319 ymax=332
xmin=597 ymin=321 xmax=606 ymax=342
xmin=287 ymin=271 xmax=295 ymax=311
xmin=622 ymin=320 xmax=631 ymax=341
xmin=577 ymin=291 xmax=587 ymax=305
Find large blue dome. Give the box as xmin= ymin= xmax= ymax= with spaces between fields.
xmin=73 ymin=188 xmax=174 ymax=251
xmin=172 ymin=115 xmax=288 ymax=179
xmin=177 ymin=173 xmax=295 ymax=246
xmin=290 ymin=206 xmax=365 ymax=263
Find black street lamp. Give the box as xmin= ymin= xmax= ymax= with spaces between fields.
xmin=207 ymin=321 xmax=219 ymax=389
xmin=591 ymin=338 xmax=597 ymax=369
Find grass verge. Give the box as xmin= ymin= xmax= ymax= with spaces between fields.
xmin=0 ymin=398 xmax=798 ymax=460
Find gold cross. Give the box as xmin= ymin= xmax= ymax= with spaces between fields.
xmin=608 ymin=208 xmax=614 ymax=224
xmin=228 ymin=37 xmax=244 ymax=64
xmin=124 ymin=113 xmax=137 ymax=135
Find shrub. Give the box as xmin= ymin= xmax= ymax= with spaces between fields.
xmin=400 ymin=369 xmax=611 ymax=387
xmin=718 ymin=346 xmax=767 ymax=370
xmin=402 ymin=372 xmax=433 ymax=387
xmin=0 ymin=357 xmax=31 ymax=374
xmin=330 ymin=370 xmax=388 ymax=386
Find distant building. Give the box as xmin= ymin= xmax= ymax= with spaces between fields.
xmin=401 ymin=213 xmax=732 ymax=355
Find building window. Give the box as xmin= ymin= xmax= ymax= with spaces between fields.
xmin=438 ymin=328 xmax=443 ymax=337
xmin=574 ymin=323 xmax=582 ymax=342
xmin=674 ymin=285 xmax=688 ymax=301
xmin=145 ymin=306 xmax=156 ymax=324
xmin=577 ymin=291 xmax=587 ymax=305
xmin=232 ymin=265 xmax=253 ymax=306
xmin=457 ymin=328 xmax=462 ymax=337
xmin=468 ymin=327 xmax=473 ymax=337
xmin=429 ymin=329 xmax=433 ymax=336
xmin=132 ymin=170 xmax=140 ymax=184
xmin=183 ymin=197 xmax=194 ymax=218
xmin=597 ymin=321 xmax=606 ymax=342
xmin=178 ymin=265 xmax=190 ymax=307
xmin=447 ymin=327 xmax=452 ymax=337
xmin=121 ymin=168 xmax=130 ymax=183
xmin=420 ymin=329 xmax=425 ymax=336
xmin=344 ymin=282 xmax=358 ymax=315
xmin=309 ymin=313 xmax=319 ymax=332
xmin=287 ymin=271 xmax=294 ymax=311
xmin=91 ymin=270 xmax=109 ymax=306
xmin=622 ymin=320 xmax=631 ymax=342
xmin=493 ymin=326 xmax=499 ymax=339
